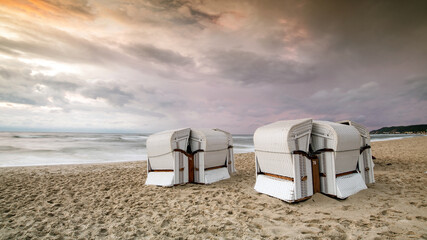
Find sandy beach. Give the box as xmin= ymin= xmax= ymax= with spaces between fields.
xmin=1 ymin=137 xmax=426 ymax=239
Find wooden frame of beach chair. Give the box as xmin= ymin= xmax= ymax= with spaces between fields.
xmin=338 ymin=120 xmax=375 ymax=184
xmin=311 ymin=121 xmax=367 ymax=199
xmin=253 ymin=119 xmax=314 ymax=202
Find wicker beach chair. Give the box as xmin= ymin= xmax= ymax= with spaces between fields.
xmin=311 ymin=121 xmax=367 ymax=199
xmin=145 ymin=128 xmax=191 ymax=186
xmin=253 ymin=119 xmax=314 ymax=202
xmin=189 ymin=129 xmax=234 ymax=184
xmin=146 ymin=128 xmax=234 ymax=186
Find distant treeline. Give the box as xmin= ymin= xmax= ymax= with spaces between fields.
xmin=370 ymin=125 xmax=427 ymax=134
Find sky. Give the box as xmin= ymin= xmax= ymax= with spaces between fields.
xmin=0 ymin=0 xmax=426 ymax=133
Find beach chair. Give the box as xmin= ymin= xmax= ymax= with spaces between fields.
xmin=253 ymin=119 xmax=314 ymax=202
xmin=189 ymin=129 xmax=233 ymax=184
xmin=145 ymin=128 xmax=191 ymax=186
xmin=311 ymin=121 xmax=367 ymax=199
xmin=338 ymin=120 xmax=375 ymax=184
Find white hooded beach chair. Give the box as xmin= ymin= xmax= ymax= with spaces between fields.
xmin=145 ymin=128 xmax=191 ymax=186
xmin=189 ymin=129 xmax=233 ymax=184
xmin=311 ymin=121 xmax=367 ymax=199
xmin=253 ymin=119 xmax=314 ymax=202
xmin=338 ymin=120 xmax=375 ymax=184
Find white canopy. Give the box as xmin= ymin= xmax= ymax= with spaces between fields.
xmin=312 ymin=121 xmax=361 ymax=152
xmin=146 ymin=128 xmax=190 ymax=170
xmin=254 ymin=118 xmax=312 ymax=178
xmin=190 ymin=129 xmax=228 ymax=151
xmin=213 ymin=128 xmax=233 ymax=147
xmin=338 ymin=120 xmax=370 ymax=140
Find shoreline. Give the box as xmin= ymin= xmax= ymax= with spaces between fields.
xmin=1 ymin=135 xmax=425 ymax=168
xmin=1 ymin=137 xmax=426 ymax=239
xmin=370 ymin=134 xmax=426 ymax=142
xmin=0 ymin=159 xmax=146 ymax=169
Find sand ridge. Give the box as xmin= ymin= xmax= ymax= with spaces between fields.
xmin=1 ymin=137 xmax=426 ymax=239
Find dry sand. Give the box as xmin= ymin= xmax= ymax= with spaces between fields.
xmin=1 ymin=137 xmax=426 ymax=239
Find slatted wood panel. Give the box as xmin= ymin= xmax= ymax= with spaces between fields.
xmin=311 ymin=157 xmax=321 ymax=193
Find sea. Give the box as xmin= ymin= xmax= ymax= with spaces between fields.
xmin=0 ymin=132 xmax=423 ymax=167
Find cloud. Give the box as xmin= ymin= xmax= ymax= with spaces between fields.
xmin=81 ymin=85 xmax=134 ymax=107
xmin=0 ymin=32 xmax=123 ymax=66
xmin=98 ymin=0 xmax=235 ymax=28
xmin=1 ymin=0 xmax=427 ymax=133
xmin=124 ymin=43 xmax=194 ymax=67
xmin=300 ymin=1 xmax=427 ymax=67
xmin=402 ymin=77 xmax=427 ymax=101
xmin=0 ymin=59 xmax=171 ymax=131
xmin=205 ymin=50 xmax=315 ymax=84
xmin=1 ymin=0 xmax=94 ymax=20
xmin=0 ymin=64 xmax=80 ymax=107
xmin=186 ymin=5 xmax=221 ymax=24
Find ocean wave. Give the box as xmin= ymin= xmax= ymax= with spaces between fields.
xmin=119 ymin=136 xmax=149 ymax=141
xmin=0 ymin=146 xmax=24 ymax=151
xmin=13 ymin=135 xmax=48 ymax=139
xmin=370 ymin=134 xmax=424 ymax=142
xmin=233 ymin=144 xmax=255 ymax=148
xmin=12 ymin=134 xmax=77 ymax=139
xmin=232 ymin=136 xmax=253 ymax=139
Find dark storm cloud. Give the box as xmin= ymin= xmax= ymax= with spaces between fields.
xmin=249 ymin=0 xmax=427 ymax=82
xmin=124 ymin=43 xmax=194 ymax=66
xmin=207 ymin=50 xmax=315 ymax=84
xmin=187 ymin=5 xmax=221 ymax=23
xmin=42 ymin=80 xmax=79 ymax=92
xmin=149 ymin=0 xmax=221 ymax=24
xmin=81 ymin=85 xmax=134 ymax=107
xmin=402 ymin=77 xmax=427 ymax=101
xmin=102 ymin=0 xmax=224 ymax=28
xmin=306 ymin=83 xmax=380 ymax=115
xmin=0 ymin=67 xmax=12 ymax=79
xmin=300 ymin=1 xmax=427 ymax=67
xmin=0 ymin=61 xmax=162 ymax=116
xmin=300 ymin=1 xmax=427 ymax=40
xmin=0 ymin=93 xmax=38 ymax=106
xmin=0 ymin=63 xmax=139 ymax=109
xmin=0 ymin=65 xmax=79 ymax=106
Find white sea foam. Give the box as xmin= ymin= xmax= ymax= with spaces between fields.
xmin=0 ymin=132 xmax=148 ymax=167
xmin=0 ymin=133 xmax=255 ymax=167
xmin=370 ymin=134 xmax=422 ymax=142
xmin=1 ymin=132 xmax=420 ymax=167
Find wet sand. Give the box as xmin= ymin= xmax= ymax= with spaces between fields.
xmin=1 ymin=137 xmax=426 ymax=239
